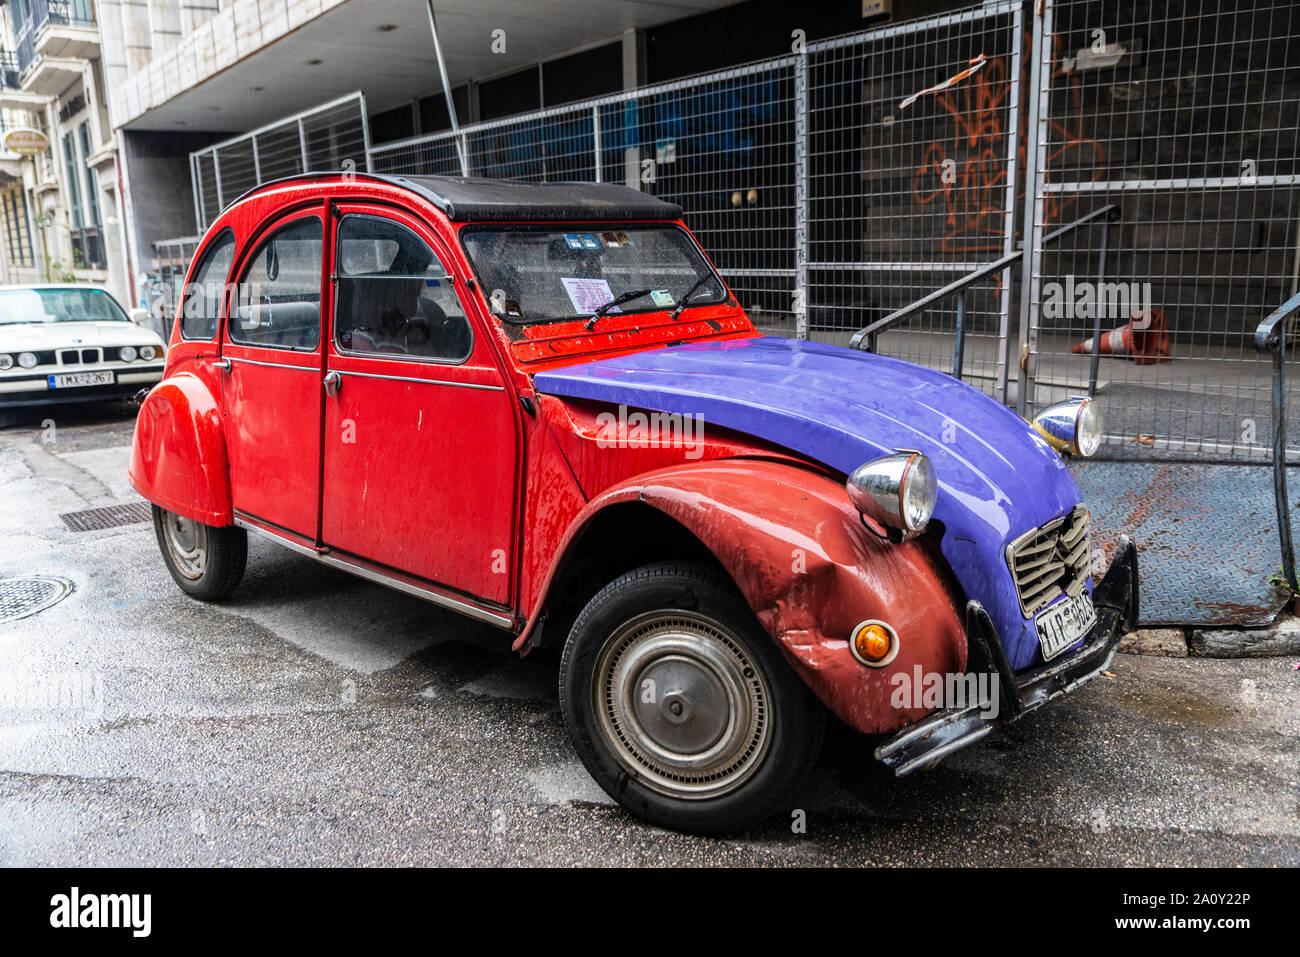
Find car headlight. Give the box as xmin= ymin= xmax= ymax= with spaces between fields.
xmin=1032 ymin=397 xmax=1103 ymax=457
xmin=139 ymin=345 xmax=158 ymax=361
xmin=0 ymin=354 xmax=12 ymax=371
xmin=119 ymin=345 xmax=138 ymax=362
xmin=846 ymin=451 xmax=938 ymax=537
xmin=17 ymin=351 xmax=37 ymax=369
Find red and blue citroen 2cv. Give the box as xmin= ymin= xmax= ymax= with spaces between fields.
xmin=130 ymin=173 xmax=1138 ymax=834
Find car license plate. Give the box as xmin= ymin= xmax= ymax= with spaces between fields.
xmin=48 ymin=371 xmax=114 ymax=389
xmin=1035 ymin=590 xmax=1097 ymax=661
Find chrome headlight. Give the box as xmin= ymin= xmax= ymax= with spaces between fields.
xmin=0 ymin=354 xmax=12 ymax=371
xmin=17 ymin=351 xmax=37 ymax=369
xmin=1032 ymin=397 xmax=1103 ymax=457
xmin=139 ymin=344 xmax=158 ymax=361
xmin=119 ymin=345 xmax=138 ymax=362
xmin=846 ymin=451 xmax=937 ymax=537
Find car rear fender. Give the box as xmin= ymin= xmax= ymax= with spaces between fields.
xmin=128 ymin=371 xmax=232 ymax=526
xmin=529 ymin=459 xmax=968 ymax=734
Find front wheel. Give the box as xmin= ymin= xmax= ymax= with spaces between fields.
xmin=151 ymin=505 xmax=247 ymax=601
xmin=559 ymin=562 xmax=824 ymax=835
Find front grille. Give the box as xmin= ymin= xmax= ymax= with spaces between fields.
xmin=1006 ymin=506 xmax=1091 ymax=617
xmin=59 ymin=348 xmax=101 ymax=366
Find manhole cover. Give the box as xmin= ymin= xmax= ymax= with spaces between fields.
xmin=0 ymin=577 xmax=74 ymax=624
xmin=59 ymin=501 xmax=152 ymax=532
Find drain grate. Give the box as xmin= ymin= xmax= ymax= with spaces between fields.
xmin=0 ymin=577 xmax=74 ymax=624
xmin=59 ymin=501 xmax=153 ymax=532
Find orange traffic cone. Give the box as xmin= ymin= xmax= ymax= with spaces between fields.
xmin=1071 ymin=307 xmax=1171 ymax=365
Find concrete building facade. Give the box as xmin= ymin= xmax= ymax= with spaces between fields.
xmin=0 ymin=0 xmax=129 ymax=303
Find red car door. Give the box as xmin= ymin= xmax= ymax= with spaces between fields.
xmin=219 ymin=210 xmax=328 ymax=542
xmin=320 ymin=205 xmax=518 ymax=606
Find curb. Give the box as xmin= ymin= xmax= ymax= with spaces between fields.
xmin=1118 ymin=616 xmax=1300 ymax=658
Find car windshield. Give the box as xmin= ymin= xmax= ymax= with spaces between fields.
xmin=0 ymin=288 xmax=130 ymax=325
xmin=461 ymin=224 xmax=727 ymax=325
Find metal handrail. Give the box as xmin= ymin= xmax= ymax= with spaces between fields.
xmin=1253 ymin=288 xmax=1300 ymax=591
xmin=849 ymin=205 xmax=1121 ymax=382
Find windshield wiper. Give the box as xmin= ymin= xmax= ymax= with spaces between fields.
xmin=671 ymin=275 xmax=715 ymax=320
xmin=585 ymin=288 xmax=653 ymax=330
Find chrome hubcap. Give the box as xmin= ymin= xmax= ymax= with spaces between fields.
xmin=594 ymin=610 xmax=771 ymax=800
xmin=162 ymin=512 xmax=207 ymax=580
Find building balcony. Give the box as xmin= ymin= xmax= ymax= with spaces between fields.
xmin=33 ymin=0 xmax=100 ymax=62
xmin=0 ymin=51 xmax=49 ymax=113
xmin=20 ymin=55 xmax=83 ymax=97
xmin=12 ymin=0 xmax=98 ymax=83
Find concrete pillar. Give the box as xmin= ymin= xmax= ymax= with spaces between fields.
xmin=147 ymin=0 xmax=183 ymax=56
xmin=98 ymin=1 xmax=131 ymax=104
xmin=180 ymin=0 xmax=220 ymax=35
xmin=122 ymin=0 xmax=155 ymax=74
xmin=622 ymin=28 xmax=645 ymax=190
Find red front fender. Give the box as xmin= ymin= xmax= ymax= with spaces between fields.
xmin=129 ymin=372 xmax=232 ymax=526
xmin=528 ymin=459 xmax=968 ymax=735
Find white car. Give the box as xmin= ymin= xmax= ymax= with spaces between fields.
xmin=0 ymin=284 xmax=166 ymax=414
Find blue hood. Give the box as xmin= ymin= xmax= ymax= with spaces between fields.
xmin=533 ymin=336 xmax=1086 ymax=669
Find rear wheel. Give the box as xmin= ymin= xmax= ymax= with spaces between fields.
xmin=559 ymin=561 xmax=823 ymax=834
xmin=152 ymin=505 xmax=247 ymax=601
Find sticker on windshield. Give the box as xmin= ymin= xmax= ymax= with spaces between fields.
xmin=650 ymin=289 xmax=675 ymax=307
xmin=560 ymin=277 xmax=618 ymax=315
xmin=563 ymin=234 xmax=584 ymax=249
xmin=579 ymin=234 xmax=600 ymax=249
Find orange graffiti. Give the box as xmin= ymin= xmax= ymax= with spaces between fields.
xmin=912 ymin=32 xmax=1106 ymax=255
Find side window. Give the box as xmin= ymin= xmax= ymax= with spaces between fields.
xmin=179 ymin=231 xmax=235 ymax=340
xmin=334 ymin=215 xmax=472 ymax=362
xmin=230 ymin=218 xmax=323 ymax=350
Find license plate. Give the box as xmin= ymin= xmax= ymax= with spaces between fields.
xmin=48 ymin=371 xmax=114 ymax=389
xmin=1035 ymin=590 xmax=1097 ymax=661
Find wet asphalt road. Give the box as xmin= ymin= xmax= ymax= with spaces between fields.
xmin=0 ymin=405 xmax=1297 ymax=866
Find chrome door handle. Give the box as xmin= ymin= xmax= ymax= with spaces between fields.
xmin=323 ymin=371 xmax=342 ymax=397
xmin=213 ymin=358 xmax=231 ymax=372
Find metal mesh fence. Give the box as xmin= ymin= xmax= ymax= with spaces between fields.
xmin=805 ymin=3 xmax=1022 ymax=400
xmin=368 ymin=4 xmax=1023 ymax=390
xmin=370 ymin=60 xmax=799 ymax=327
xmin=180 ymin=1 xmax=1300 ymax=464
xmin=1026 ymin=0 xmax=1300 ymax=460
xmin=190 ymin=92 xmax=371 ymax=230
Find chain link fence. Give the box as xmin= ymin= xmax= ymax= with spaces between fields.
xmin=184 ymin=1 xmax=1300 ymax=463
xmin=190 ymin=92 xmax=371 ymax=230
xmin=1025 ymin=0 xmax=1300 ymax=460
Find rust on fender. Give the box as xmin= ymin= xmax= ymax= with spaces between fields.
xmin=528 ymin=459 xmax=967 ymax=735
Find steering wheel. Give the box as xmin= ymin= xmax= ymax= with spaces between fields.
xmin=394 ymin=316 xmax=433 ymax=344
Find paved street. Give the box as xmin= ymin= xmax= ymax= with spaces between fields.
xmin=0 ymin=406 xmax=1297 ymax=866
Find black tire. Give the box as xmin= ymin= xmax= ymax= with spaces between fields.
xmin=151 ymin=505 xmax=247 ymax=601
xmin=559 ymin=561 xmax=824 ymax=835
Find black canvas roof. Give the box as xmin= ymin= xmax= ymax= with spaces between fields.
xmin=232 ymin=171 xmax=683 ymax=223
xmin=387 ymin=174 xmax=683 ymax=222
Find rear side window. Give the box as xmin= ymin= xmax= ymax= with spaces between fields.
xmin=180 ymin=231 xmax=235 ymax=340
xmin=334 ymin=215 xmax=472 ymax=362
xmin=230 ymin=218 xmax=323 ymax=351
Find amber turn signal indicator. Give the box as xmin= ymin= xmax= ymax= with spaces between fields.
xmin=850 ymin=620 xmax=899 ymax=667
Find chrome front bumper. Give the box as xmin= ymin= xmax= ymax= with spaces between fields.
xmin=875 ymin=535 xmax=1140 ymax=777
